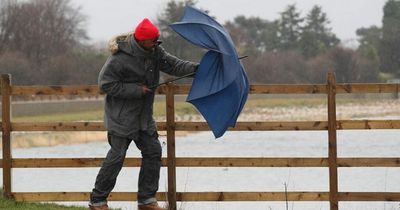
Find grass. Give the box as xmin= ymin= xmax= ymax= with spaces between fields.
xmin=13 ymin=110 xmax=104 ymax=122
xmin=0 ymin=191 xmax=123 ymax=210
xmin=0 ymin=196 xmax=88 ymax=210
xmin=11 ymin=96 xmax=389 ymax=122
xmin=12 ymin=100 xmax=199 ymax=122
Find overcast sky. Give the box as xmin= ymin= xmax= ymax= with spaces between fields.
xmin=71 ymin=0 xmax=387 ymax=45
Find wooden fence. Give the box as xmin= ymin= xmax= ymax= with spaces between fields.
xmin=1 ymin=73 xmax=400 ymax=210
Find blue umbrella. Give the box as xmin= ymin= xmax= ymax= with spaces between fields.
xmin=170 ymin=6 xmax=249 ymax=138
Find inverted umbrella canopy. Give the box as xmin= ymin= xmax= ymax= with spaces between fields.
xmin=170 ymin=6 xmax=249 ymax=138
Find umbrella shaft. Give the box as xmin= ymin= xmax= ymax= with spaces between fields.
xmin=150 ymin=55 xmax=248 ymax=89
xmin=150 ymin=72 xmax=195 ymax=89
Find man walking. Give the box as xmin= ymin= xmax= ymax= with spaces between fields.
xmin=89 ymin=18 xmax=198 ymax=210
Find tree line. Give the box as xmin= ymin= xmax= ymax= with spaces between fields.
xmin=0 ymin=0 xmax=399 ymax=85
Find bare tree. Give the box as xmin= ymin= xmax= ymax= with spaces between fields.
xmin=0 ymin=0 xmax=87 ymax=65
xmin=0 ymin=51 xmax=32 ymax=84
xmin=0 ymin=0 xmax=18 ymax=52
xmin=306 ymin=46 xmax=379 ymax=83
xmin=245 ymin=50 xmax=308 ymax=84
xmin=0 ymin=0 xmax=91 ymax=84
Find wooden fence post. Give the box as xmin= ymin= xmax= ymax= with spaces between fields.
xmin=166 ymin=84 xmax=177 ymax=210
xmin=327 ymin=72 xmax=338 ymax=210
xmin=1 ymin=74 xmax=12 ymax=198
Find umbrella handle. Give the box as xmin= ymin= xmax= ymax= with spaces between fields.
xmin=150 ymin=55 xmax=248 ymax=89
xmin=149 ymin=72 xmax=195 ymax=89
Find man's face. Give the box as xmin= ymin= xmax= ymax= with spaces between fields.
xmin=138 ymin=37 xmax=159 ymax=51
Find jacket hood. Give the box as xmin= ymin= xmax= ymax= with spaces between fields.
xmin=108 ymin=32 xmax=130 ymax=54
xmin=108 ymin=33 xmax=155 ymax=56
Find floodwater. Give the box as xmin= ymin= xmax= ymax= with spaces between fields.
xmin=2 ymin=130 xmax=400 ymax=210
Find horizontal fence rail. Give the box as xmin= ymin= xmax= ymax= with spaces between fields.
xmin=11 ymin=192 xmax=400 ymax=202
xmin=9 ymin=83 xmax=400 ymax=95
xmin=7 ymin=120 xmax=400 ymax=131
xmin=3 ymin=157 xmax=400 ymax=168
xmin=1 ymin=73 xmax=400 ymax=210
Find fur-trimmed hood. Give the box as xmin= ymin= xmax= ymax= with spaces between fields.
xmin=108 ymin=32 xmax=131 ymax=54
xmin=108 ymin=32 xmax=156 ymax=57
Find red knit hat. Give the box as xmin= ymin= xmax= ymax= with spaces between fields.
xmin=134 ymin=18 xmax=160 ymax=41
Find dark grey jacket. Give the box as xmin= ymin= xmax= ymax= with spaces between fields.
xmin=99 ymin=34 xmax=197 ymax=138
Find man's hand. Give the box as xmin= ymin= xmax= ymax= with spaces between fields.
xmin=141 ymin=85 xmax=153 ymax=95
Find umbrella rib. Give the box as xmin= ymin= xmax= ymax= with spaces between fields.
xmin=170 ymin=22 xmax=236 ymax=55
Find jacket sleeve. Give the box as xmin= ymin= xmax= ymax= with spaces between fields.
xmin=98 ymin=56 xmax=143 ymax=99
xmin=158 ymin=46 xmax=199 ymax=76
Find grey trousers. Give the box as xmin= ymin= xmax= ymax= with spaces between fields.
xmin=90 ymin=131 xmax=162 ymax=205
